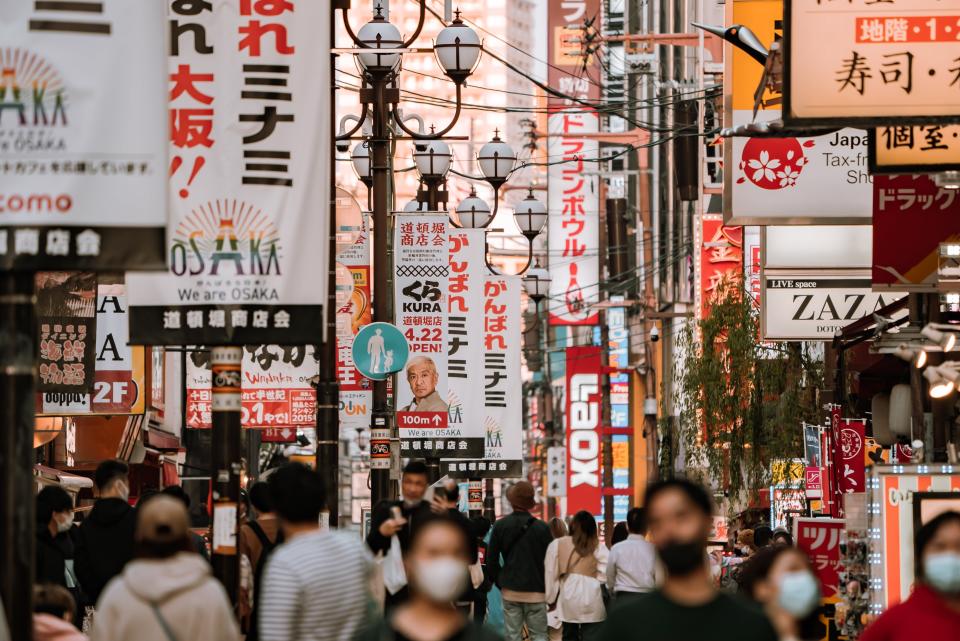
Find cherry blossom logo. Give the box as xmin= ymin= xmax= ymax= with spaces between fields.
xmin=840 ymin=427 xmax=863 ymax=461
xmin=738 ymin=137 xmax=815 ymax=190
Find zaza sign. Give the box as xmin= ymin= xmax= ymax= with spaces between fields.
xmin=566 ymin=346 xmax=602 ymax=515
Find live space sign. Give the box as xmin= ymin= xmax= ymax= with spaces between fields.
xmin=762 ymin=277 xmax=906 ymax=341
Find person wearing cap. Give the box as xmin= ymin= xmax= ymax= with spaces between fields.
xmin=486 ymin=481 xmax=553 ymax=641
xmin=89 ymin=495 xmax=239 ymax=641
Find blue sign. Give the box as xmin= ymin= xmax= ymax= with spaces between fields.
xmin=353 ymin=322 xmax=409 ymax=381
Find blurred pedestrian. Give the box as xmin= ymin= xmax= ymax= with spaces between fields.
xmin=611 ymin=523 xmax=628 ymax=547
xmin=258 ymin=463 xmax=371 ymax=641
xmin=607 ymin=507 xmax=658 ymax=601
xmin=239 ymin=480 xmax=282 ymax=638
xmin=771 ymin=528 xmax=793 ymax=547
xmin=487 ymin=481 xmax=553 ymax=641
xmin=470 ymin=516 xmax=493 ymax=623
xmin=36 ymin=486 xmax=76 ymax=589
xmin=598 ymin=480 xmax=777 ymax=641
xmin=90 ymin=495 xmax=239 ymax=641
xmin=737 ymin=530 xmax=758 ymax=558
xmin=74 ymin=460 xmax=136 ymax=609
xmin=739 ymin=545 xmax=824 ymax=641
xmin=33 ymin=584 xmax=86 ymax=641
xmin=357 ymin=513 xmax=501 ymax=641
xmin=366 ymin=460 xmax=433 ymax=607
xmin=161 ymin=485 xmax=209 ymax=561
xmin=548 ymin=518 xmax=568 ymax=540
xmin=860 ymin=511 xmax=960 ymax=641
xmin=545 ymin=511 xmax=608 ymax=641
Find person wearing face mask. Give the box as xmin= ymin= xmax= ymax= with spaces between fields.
xmin=859 ymin=510 xmax=960 ymax=641
xmin=598 ymin=480 xmax=777 ymax=641
xmin=36 ymin=486 xmax=77 ymax=589
xmin=739 ymin=546 xmax=825 ymax=641
xmin=74 ymin=460 xmax=137 ymax=608
xmin=358 ymin=513 xmax=501 ymax=641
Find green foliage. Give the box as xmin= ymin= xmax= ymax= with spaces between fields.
xmin=673 ymin=283 xmax=823 ymax=508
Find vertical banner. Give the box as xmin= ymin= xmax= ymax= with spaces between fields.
xmin=126 ymin=1 xmax=331 ymax=345
xmin=795 ymin=518 xmax=844 ymax=599
xmin=828 ymin=406 xmax=843 ymax=518
xmin=697 ymin=217 xmax=743 ymax=320
xmin=547 ymin=0 xmax=600 ymax=325
xmin=566 ymin=345 xmax=603 ymax=515
xmin=607 ymin=299 xmax=630 ymax=521
xmin=838 ymin=418 xmax=867 ymax=495
xmin=440 ymin=275 xmax=523 ymax=477
xmin=36 ymin=272 xmax=97 ymax=393
xmin=336 ymin=205 xmax=372 ymax=430
xmin=37 ymin=282 xmax=146 ymax=415
xmin=0 ymin=2 xmax=167 ymax=270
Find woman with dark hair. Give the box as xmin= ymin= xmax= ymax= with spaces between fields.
xmin=545 ymin=511 xmax=609 ymax=641
xmin=860 ymin=511 xmax=960 ymax=641
xmin=738 ymin=545 xmax=825 ymax=641
xmin=358 ymin=513 xmax=501 ymax=641
xmin=610 ymin=523 xmax=628 ymax=547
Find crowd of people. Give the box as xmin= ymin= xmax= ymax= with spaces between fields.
xmin=21 ymin=458 xmax=960 ymax=641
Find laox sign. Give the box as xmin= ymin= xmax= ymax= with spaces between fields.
xmin=566 ymin=346 xmax=603 ymax=515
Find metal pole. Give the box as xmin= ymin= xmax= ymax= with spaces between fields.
xmin=0 ymin=271 xmax=36 ymax=641
xmin=483 ymin=477 xmax=496 ymax=522
xmin=210 ymin=346 xmax=242 ymax=603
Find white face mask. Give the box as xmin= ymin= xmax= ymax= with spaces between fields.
xmin=56 ymin=512 xmax=74 ymax=534
xmin=924 ymin=552 xmax=960 ymax=594
xmin=414 ymin=557 xmax=468 ymax=603
xmin=777 ymin=571 xmax=821 ymax=618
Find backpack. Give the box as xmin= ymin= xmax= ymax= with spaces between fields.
xmin=246 ymin=521 xmax=283 ymax=641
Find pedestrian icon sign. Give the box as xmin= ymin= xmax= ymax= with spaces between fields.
xmin=353 ymin=322 xmax=409 ymax=381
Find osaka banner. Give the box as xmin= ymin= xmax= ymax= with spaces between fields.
xmin=336 ymin=203 xmax=372 ymax=430
xmin=566 ymin=345 xmax=603 ymax=515
xmin=0 ymin=3 xmax=166 ymax=270
xmin=36 ymin=272 xmax=96 ymax=393
xmin=38 ymin=282 xmax=145 ymax=416
xmin=441 ymin=275 xmax=523 ymax=478
xmin=547 ymin=0 xmax=600 ymax=325
xmin=126 ymin=1 xmax=331 ymax=345
xmin=186 ymin=346 xmax=317 ymax=429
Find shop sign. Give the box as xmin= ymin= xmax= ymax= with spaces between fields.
xmin=724 ymin=0 xmax=872 ymax=224
xmin=546 ymin=446 xmax=567 ymax=497
xmin=185 ymin=346 xmax=317 ymax=429
xmin=762 ymin=275 xmax=906 ymax=340
xmin=566 ymin=345 xmax=603 ymax=515
xmin=764 ymin=225 xmax=872 ymax=270
xmin=547 ymin=0 xmax=601 ymax=326
xmin=37 ymin=282 xmax=145 ymax=415
xmin=873 ymin=174 xmax=960 ymax=291
xmin=869 ymin=125 xmax=960 ymax=174
xmin=0 ymin=2 xmax=166 ymax=270
xmin=36 ymin=272 xmax=96 ymax=393
xmin=805 ymin=468 xmax=823 ymax=499
xmin=698 ymin=217 xmax=743 ymax=320
xmin=785 ymin=0 xmax=960 ymax=125
xmin=440 ymin=275 xmax=523 ymax=478
xmin=795 ymin=517 xmax=844 ymax=598
xmin=335 ymin=201 xmax=372 ymax=428
xmin=838 ymin=418 xmax=867 ymax=495
xmin=127 ymin=1 xmax=331 ymax=345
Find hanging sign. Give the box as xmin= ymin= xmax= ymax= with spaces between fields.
xmin=441 ymin=275 xmax=523 ymax=478
xmin=36 ymin=272 xmax=97 ymax=393
xmin=565 ymin=345 xmax=603 ymax=515
xmin=724 ymin=0 xmax=872 ymax=224
xmin=546 ymin=446 xmax=568 ymax=497
xmin=37 ymin=282 xmax=145 ymax=415
xmin=698 ymin=218 xmax=743 ymax=320
xmin=126 ymin=0 xmax=331 ymax=345
xmin=547 ymin=0 xmax=601 ymax=325
xmin=185 ymin=346 xmax=318 ymax=429
xmin=353 ymin=323 xmax=409 ymax=382
xmin=785 ymin=0 xmax=960 ymax=126
xmin=838 ymin=418 xmax=867 ymax=495
xmin=869 ymin=125 xmax=960 ymax=174
xmin=795 ymin=517 xmax=844 ymax=599
xmin=0 ymin=2 xmax=166 ymax=270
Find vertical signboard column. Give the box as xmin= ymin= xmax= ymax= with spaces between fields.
xmin=566 ymin=346 xmax=603 ymax=515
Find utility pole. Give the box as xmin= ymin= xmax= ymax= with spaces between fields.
xmin=0 ymin=271 xmax=36 ymax=641
xmin=210 ymin=346 xmax=242 ymax=602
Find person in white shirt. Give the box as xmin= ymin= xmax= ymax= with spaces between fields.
xmin=606 ymin=508 xmax=659 ymax=602
xmin=545 ymin=511 xmax=609 ymax=641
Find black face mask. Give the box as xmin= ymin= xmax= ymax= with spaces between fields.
xmin=657 ymin=539 xmax=706 ymax=576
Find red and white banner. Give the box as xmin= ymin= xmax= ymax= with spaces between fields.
xmin=335 ymin=204 xmax=372 ymax=430
xmin=566 ymin=345 xmax=603 ymax=515
xmin=795 ymin=517 xmax=844 ymax=599
xmin=186 ymin=346 xmax=317 ymax=429
xmin=547 ymin=0 xmax=600 ymax=326
xmin=838 ymin=418 xmax=867 ymax=495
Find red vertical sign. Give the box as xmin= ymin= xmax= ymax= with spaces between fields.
xmin=698 ymin=219 xmax=743 ymax=320
xmin=796 ymin=518 xmax=844 ymax=598
xmin=565 ymin=346 xmax=602 ymax=515
xmin=838 ymin=418 xmax=867 ymax=495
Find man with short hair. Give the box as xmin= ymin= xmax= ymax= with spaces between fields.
xmin=258 ymin=463 xmax=371 ymax=641
xmin=400 ymin=356 xmax=449 ymax=412
xmin=162 ymin=485 xmax=209 ymax=561
xmin=598 ymin=480 xmax=777 ymax=641
xmin=487 ymin=481 xmax=553 ymax=641
xmin=35 ymin=486 xmax=75 ymax=588
xmin=607 ymin=507 xmax=659 ymax=601
xmin=74 ymin=459 xmax=137 ymax=606
xmin=239 ymin=481 xmax=281 ymax=638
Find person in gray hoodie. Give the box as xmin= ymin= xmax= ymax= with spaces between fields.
xmin=89 ymin=495 xmax=239 ymax=641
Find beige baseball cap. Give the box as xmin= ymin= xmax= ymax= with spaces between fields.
xmin=136 ymin=495 xmax=190 ymax=543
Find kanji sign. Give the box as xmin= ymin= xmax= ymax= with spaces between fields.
xmin=870 ymin=125 xmax=960 ymax=173
xmin=698 ymin=217 xmax=743 ymax=320
xmin=126 ymin=1 xmax=331 ymax=345
xmin=795 ymin=517 xmax=844 ymax=598
xmin=35 ymin=272 xmax=96 ymax=393
xmin=838 ymin=418 xmax=867 ymax=494
xmin=786 ymin=0 xmax=960 ymax=125
xmin=0 ymin=2 xmax=166 ymax=270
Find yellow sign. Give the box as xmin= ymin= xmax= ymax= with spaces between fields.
xmin=729 ymin=0 xmax=782 ymax=112
xmin=771 ymin=458 xmax=804 ymax=486
xmin=871 ymin=125 xmax=960 ymax=173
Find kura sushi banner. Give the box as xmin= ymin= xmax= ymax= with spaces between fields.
xmin=127 ymin=1 xmax=330 ymax=345
xmin=185 ymin=346 xmax=317 ymax=429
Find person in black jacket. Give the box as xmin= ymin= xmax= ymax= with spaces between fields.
xmin=36 ymin=485 xmax=75 ymax=588
xmin=486 ymin=481 xmax=553 ymax=641
xmin=366 ymin=460 xmax=435 ymax=608
xmin=161 ymin=485 xmax=210 ymax=561
xmin=74 ymin=459 xmax=137 ymax=606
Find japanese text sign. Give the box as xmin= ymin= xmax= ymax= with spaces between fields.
xmin=838 ymin=418 xmax=867 ymax=495
xmin=698 ymin=218 xmax=743 ymax=320
xmin=786 ymin=0 xmax=960 ymax=125
xmin=126 ymin=0 xmax=331 ymax=345
xmin=0 ymin=2 xmax=166 ymax=270
xmin=870 ymin=125 xmax=960 ymax=173
xmin=795 ymin=517 xmax=844 ymax=598
xmin=566 ymin=345 xmax=603 ymax=515
xmin=36 ymin=272 xmax=96 ymax=393
xmin=336 ymin=203 xmax=372 ymax=428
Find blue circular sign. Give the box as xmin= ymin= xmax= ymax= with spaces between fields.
xmin=352 ymin=322 xmax=410 ymax=381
